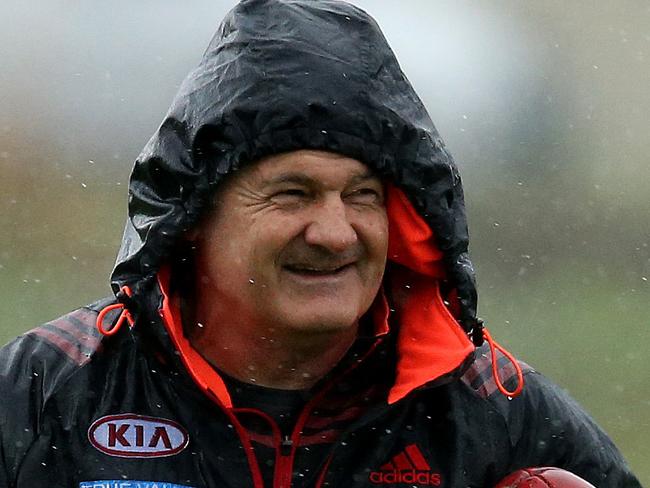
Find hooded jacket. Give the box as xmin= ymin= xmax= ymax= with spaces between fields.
xmin=0 ymin=1 xmax=641 ymax=487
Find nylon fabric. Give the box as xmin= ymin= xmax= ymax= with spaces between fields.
xmin=110 ymin=0 xmax=479 ymax=335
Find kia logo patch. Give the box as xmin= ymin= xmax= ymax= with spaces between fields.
xmin=88 ymin=414 xmax=189 ymax=458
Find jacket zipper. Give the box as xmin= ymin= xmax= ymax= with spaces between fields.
xmin=273 ymin=337 xmax=388 ymax=488
xmin=274 ymin=435 xmax=295 ymax=488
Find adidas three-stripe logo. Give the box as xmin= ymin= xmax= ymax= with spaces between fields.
xmin=369 ymin=444 xmax=442 ymax=485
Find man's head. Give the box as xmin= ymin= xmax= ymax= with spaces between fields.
xmin=190 ymin=150 xmax=388 ymax=335
xmin=113 ymin=0 xmax=479 ymax=342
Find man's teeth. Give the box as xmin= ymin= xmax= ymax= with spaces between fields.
xmin=289 ymin=265 xmax=347 ymax=273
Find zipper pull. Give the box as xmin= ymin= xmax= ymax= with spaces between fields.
xmin=280 ymin=435 xmax=293 ymax=456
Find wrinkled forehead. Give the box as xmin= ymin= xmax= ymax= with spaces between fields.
xmin=220 ymin=149 xmax=381 ymax=190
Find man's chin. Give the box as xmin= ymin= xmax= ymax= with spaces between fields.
xmin=265 ymin=292 xmax=372 ymax=335
xmin=279 ymin=309 xmax=361 ymax=336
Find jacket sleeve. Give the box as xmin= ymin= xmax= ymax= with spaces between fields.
xmin=0 ymin=336 xmax=38 ymax=488
xmin=0 ymin=333 xmax=64 ymax=488
xmin=502 ymin=370 xmax=642 ymax=488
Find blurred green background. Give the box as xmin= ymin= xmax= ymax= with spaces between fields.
xmin=1 ymin=0 xmax=648 ymax=483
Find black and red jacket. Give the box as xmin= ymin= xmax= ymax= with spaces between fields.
xmin=0 ymin=280 xmax=640 ymax=487
xmin=0 ymin=1 xmax=641 ymax=487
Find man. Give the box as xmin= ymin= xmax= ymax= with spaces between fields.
xmin=0 ymin=1 xmax=641 ymax=487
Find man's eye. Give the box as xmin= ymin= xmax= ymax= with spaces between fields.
xmin=356 ymin=188 xmax=379 ymax=196
xmin=281 ymin=189 xmax=307 ymax=196
xmin=348 ymin=188 xmax=383 ymax=203
xmin=270 ymin=188 xmax=309 ymax=203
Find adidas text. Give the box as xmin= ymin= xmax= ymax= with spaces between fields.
xmin=369 ymin=470 xmax=441 ymax=486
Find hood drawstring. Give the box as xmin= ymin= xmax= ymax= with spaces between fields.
xmin=481 ymin=322 xmax=524 ymax=398
xmin=96 ymin=286 xmax=135 ymax=336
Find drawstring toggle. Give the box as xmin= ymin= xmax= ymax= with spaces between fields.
xmin=482 ymin=324 xmax=525 ymax=398
xmin=96 ymin=285 xmax=135 ymax=336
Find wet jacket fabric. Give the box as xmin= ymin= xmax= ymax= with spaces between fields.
xmin=0 ymin=299 xmax=640 ymax=487
xmin=0 ymin=1 xmax=642 ymax=487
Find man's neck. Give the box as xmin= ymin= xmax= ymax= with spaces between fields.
xmin=185 ymin=300 xmax=358 ymax=390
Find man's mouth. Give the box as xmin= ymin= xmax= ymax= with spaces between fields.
xmin=283 ymin=263 xmax=354 ymax=276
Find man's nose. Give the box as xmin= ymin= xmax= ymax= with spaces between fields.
xmin=304 ymin=196 xmax=358 ymax=252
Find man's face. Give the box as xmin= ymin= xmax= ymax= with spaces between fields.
xmin=192 ymin=150 xmax=388 ymax=335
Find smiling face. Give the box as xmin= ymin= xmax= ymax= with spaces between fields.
xmin=192 ymin=150 xmax=388 ymax=336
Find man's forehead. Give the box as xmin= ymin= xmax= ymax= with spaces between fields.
xmin=244 ymin=150 xmax=378 ymax=185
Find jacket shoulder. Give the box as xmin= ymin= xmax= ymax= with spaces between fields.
xmin=460 ymin=343 xmax=534 ymax=400
xmin=0 ymin=299 xmax=119 ymax=483
xmin=3 ymin=298 xmax=113 ymax=361
xmin=458 ymin=344 xmax=641 ymax=487
xmin=0 ymin=298 xmax=116 ymax=406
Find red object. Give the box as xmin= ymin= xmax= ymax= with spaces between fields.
xmin=495 ymin=467 xmax=596 ymax=488
xmin=96 ymin=285 xmax=135 ymax=336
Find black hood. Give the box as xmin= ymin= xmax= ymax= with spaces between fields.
xmin=112 ymin=0 xmax=480 ymax=340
